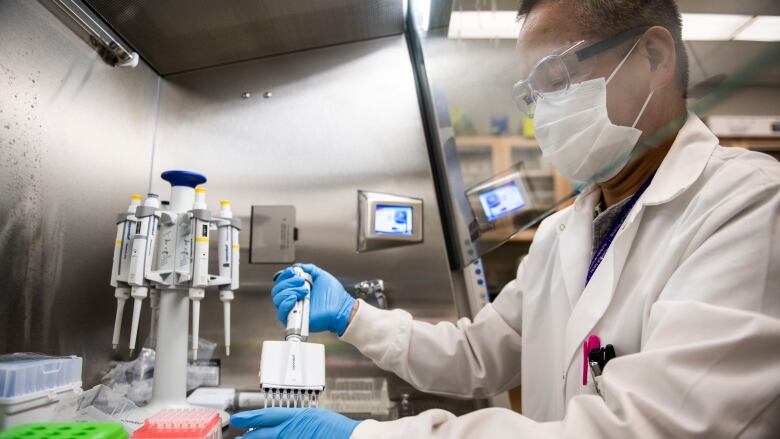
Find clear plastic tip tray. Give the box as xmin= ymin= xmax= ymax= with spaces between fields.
xmin=0 ymin=353 xmax=82 ymax=403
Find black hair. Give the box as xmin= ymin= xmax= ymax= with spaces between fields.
xmin=518 ymin=0 xmax=689 ymax=98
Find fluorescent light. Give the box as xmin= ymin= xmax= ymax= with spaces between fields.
xmin=446 ymin=11 xmax=780 ymax=42
xmin=681 ymin=13 xmax=753 ymax=40
xmin=447 ymin=11 xmax=522 ymax=39
xmin=734 ymin=15 xmax=780 ymax=41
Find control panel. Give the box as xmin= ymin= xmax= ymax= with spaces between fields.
xmin=358 ymin=191 xmax=423 ymax=252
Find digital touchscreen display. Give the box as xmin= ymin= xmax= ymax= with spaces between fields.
xmin=374 ymin=205 xmax=413 ymax=236
xmin=479 ymin=181 xmax=526 ymax=221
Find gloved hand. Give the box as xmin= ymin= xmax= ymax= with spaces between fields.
xmin=232 ymin=407 xmax=361 ymax=439
xmin=271 ymin=263 xmax=356 ymax=336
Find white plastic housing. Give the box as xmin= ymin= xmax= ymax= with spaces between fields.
xmin=217 ymin=225 xmax=239 ymax=288
xmin=260 ymin=341 xmax=325 ymax=391
xmin=230 ymin=228 xmax=239 ymax=290
xmin=110 ymin=222 xmax=126 ymax=288
xmin=155 ymin=219 xmax=177 ymax=279
xmin=111 ymin=196 xmax=140 ymax=287
xmin=127 ymin=196 xmax=160 ymax=288
xmin=191 ymin=218 xmax=210 ymax=288
xmin=218 ymin=226 xmax=231 ymax=278
xmin=127 ymin=221 xmax=150 ymax=287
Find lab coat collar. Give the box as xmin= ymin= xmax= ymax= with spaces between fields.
xmin=638 ymin=112 xmax=718 ymax=207
xmin=571 ymin=112 xmax=717 ymax=211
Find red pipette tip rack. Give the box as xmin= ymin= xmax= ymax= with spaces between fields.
xmin=131 ymin=409 xmax=221 ymax=439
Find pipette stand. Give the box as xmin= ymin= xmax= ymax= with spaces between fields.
xmin=118 ymin=290 xmax=231 ymax=427
xmin=111 ymin=171 xmax=239 ymax=428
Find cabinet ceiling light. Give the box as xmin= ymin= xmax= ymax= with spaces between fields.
xmin=50 ymin=0 xmax=139 ymax=68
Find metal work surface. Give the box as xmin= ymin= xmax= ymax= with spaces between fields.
xmin=0 ymin=1 xmax=160 ymax=384
xmin=151 ymin=35 xmax=461 ymax=399
xmin=83 ymin=0 xmax=405 ymax=75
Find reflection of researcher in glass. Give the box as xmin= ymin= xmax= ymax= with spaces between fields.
xmin=231 ymin=0 xmax=780 ymax=437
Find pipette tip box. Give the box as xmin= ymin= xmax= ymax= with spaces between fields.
xmin=131 ymin=408 xmax=222 ymax=439
xmin=0 ymin=422 xmax=127 ymax=439
xmin=0 ymin=353 xmax=82 ymax=401
xmin=0 ymin=353 xmax=83 ymax=429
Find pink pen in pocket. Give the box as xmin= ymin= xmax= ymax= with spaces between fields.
xmin=582 ymin=335 xmax=601 ymax=385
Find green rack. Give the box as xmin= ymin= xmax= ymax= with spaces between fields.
xmin=0 ymin=423 xmax=127 ymax=439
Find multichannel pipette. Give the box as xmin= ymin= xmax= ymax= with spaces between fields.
xmin=259 ymin=267 xmax=326 ymax=408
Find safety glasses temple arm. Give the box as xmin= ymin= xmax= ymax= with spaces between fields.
xmin=575 ymin=26 xmax=652 ymax=62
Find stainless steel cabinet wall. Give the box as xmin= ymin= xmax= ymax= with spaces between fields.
xmin=152 ymin=35 xmax=459 ymax=389
xmin=0 ymin=1 xmax=160 ymax=384
xmin=1 ymin=0 xmax=461 ymax=394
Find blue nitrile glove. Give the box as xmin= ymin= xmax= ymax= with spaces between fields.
xmin=271 ymin=263 xmax=356 ymax=336
xmin=232 ymin=408 xmax=361 ymax=439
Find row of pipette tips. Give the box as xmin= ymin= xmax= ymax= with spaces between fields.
xmin=263 ymin=389 xmax=321 ymax=408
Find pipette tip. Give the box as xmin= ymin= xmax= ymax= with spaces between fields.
xmin=129 ymin=348 xmax=135 ymax=357
xmin=225 ymin=346 xmax=230 ymax=356
xmin=112 ymin=344 xmax=118 ymax=350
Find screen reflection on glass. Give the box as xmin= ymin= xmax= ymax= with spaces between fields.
xmin=479 ymin=182 xmax=526 ymax=221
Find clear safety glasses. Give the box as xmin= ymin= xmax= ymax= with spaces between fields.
xmin=512 ymin=26 xmax=651 ymax=112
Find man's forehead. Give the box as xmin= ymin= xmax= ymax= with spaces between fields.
xmin=515 ymin=1 xmax=588 ymax=70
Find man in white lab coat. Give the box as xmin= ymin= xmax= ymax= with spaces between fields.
xmin=232 ymin=0 xmax=780 ymax=437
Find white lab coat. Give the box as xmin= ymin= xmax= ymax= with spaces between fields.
xmin=342 ymin=114 xmax=780 ymax=438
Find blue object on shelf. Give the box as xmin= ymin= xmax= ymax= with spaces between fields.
xmin=490 ymin=114 xmax=509 ymax=136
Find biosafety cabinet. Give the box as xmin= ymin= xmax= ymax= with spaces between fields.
xmin=0 ymin=0 xmax=526 ymax=420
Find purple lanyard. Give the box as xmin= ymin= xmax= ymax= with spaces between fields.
xmin=585 ymin=174 xmax=654 ymax=285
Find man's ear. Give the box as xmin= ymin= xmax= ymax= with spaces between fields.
xmin=641 ymin=26 xmax=677 ymax=91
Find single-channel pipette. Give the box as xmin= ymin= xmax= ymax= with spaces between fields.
xmin=110 ymin=194 xmax=142 ymax=350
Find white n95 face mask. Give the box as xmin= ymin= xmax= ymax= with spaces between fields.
xmin=533 ymin=38 xmax=654 ymax=183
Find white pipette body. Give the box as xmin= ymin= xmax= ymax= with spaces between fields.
xmin=190 ymin=187 xmax=210 ymax=360
xmin=127 ymin=193 xmax=160 ymax=356
xmin=110 ymin=195 xmax=141 ymax=350
xmin=217 ymin=200 xmax=238 ymax=356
